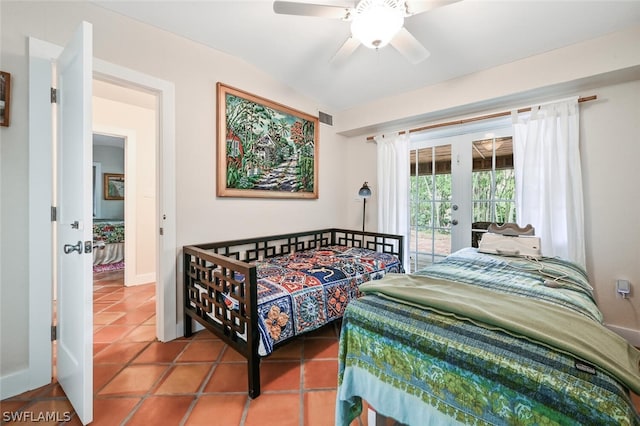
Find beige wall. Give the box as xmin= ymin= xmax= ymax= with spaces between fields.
xmin=1 ymin=0 xmax=639 ymax=391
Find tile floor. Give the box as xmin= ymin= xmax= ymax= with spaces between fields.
xmin=2 ymin=269 xmax=640 ymax=425
xmin=2 ymin=269 xmax=368 ymax=426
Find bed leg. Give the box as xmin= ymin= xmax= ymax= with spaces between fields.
xmin=247 ymin=357 xmax=261 ymax=398
xmin=184 ymin=316 xmax=193 ymax=338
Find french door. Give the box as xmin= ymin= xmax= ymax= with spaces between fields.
xmin=408 ymin=124 xmax=514 ymax=272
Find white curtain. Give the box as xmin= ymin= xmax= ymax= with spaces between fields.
xmin=375 ymin=132 xmax=410 ymax=271
xmin=512 ymin=98 xmax=585 ymax=266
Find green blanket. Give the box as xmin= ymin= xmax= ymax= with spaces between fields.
xmin=360 ymin=273 xmax=640 ymax=395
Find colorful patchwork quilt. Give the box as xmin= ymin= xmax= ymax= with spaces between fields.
xmin=252 ymin=245 xmax=403 ymax=356
xmin=93 ymin=220 xmax=125 ymax=244
xmin=336 ymin=248 xmax=640 ymax=426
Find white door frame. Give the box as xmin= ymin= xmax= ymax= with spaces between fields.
xmin=92 ymin=60 xmax=178 ymax=342
xmin=21 ymin=36 xmax=177 ymax=397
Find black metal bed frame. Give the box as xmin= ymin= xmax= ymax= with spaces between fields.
xmin=183 ymin=228 xmax=404 ymax=398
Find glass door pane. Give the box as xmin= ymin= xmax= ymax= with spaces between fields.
xmin=409 ymin=145 xmax=452 ymax=272
xmin=471 ymin=136 xmax=516 ymax=245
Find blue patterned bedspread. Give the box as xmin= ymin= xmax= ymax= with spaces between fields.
xmin=253 ymin=245 xmax=403 ymax=356
xmin=336 ymin=248 xmax=640 ymax=426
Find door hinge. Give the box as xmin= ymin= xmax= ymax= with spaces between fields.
xmin=51 ymin=87 xmax=57 ymax=103
xmin=51 ymin=325 xmax=57 ymax=341
xmin=51 ymin=206 xmax=57 ymax=222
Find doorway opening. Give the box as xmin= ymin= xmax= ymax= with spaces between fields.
xmin=92 ymin=134 xmax=126 ymax=276
xmin=92 ymin=79 xmax=158 ymax=289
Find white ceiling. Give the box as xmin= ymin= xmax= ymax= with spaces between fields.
xmin=91 ymin=0 xmax=640 ymax=111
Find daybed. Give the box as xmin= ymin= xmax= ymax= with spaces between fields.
xmin=92 ymin=220 xmax=124 ymax=267
xmin=183 ymin=228 xmax=404 ymax=398
xmin=336 ymin=247 xmax=640 ymax=425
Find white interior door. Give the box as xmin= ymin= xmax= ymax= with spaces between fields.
xmin=56 ymin=22 xmax=93 ymax=425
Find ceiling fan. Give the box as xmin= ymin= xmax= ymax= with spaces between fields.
xmin=273 ymin=0 xmax=459 ymax=65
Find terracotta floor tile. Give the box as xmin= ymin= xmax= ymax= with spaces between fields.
xmin=91 ymin=397 xmax=140 ymax=426
xmin=304 ymin=359 xmax=338 ymax=389
xmin=93 ymin=324 xmax=136 ymax=343
xmin=192 ymin=329 xmax=219 ymax=340
xmin=94 ymin=311 xmax=125 ymax=325
xmin=9 ymin=399 xmax=74 ymax=425
xmin=103 ymin=302 xmax=127 ymax=313
xmin=93 ymin=342 xmax=109 ymax=355
xmin=125 ymin=325 xmax=157 ymax=342
xmin=35 ymin=382 xmax=67 ymax=398
xmin=0 ymin=400 xmax=29 ymax=416
xmin=93 ymin=364 xmax=123 ymax=392
xmin=304 ymin=390 xmax=337 ymax=426
xmin=93 ymin=341 xmax=149 ymax=364
xmin=220 ymin=346 xmax=246 ymax=362
xmin=142 ymin=315 xmax=156 ymax=325
xmin=96 ymin=290 xmax=126 ymax=302
xmin=203 ymin=363 xmax=248 ymax=393
xmin=304 ymin=338 xmax=339 ymax=359
xmin=185 ymin=394 xmax=247 ymax=426
xmin=267 ymin=340 xmax=303 ymax=360
xmin=132 ymin=341 xmax=189 ymax=363
xmin=126 ymin=395 xmax=194 ymax=426
xmin=245 ymin=393 xmax=300 ymax=426
xmin=154 ymin=364 xmax=212 ymax=394
xmin=177 ymin=340 xmax=225 ymax=362
xmin=260 ymin=361 xmax=300 ymax=392
xmin=138 ymin=300 xmax=156 ymax=312
xmin=98 ymin=364 xmax=168 ymax=396
xmin=93 ymin=302 xmax=112 ymax=313
xmin=110 ymin=310 xmax=154 ymax=325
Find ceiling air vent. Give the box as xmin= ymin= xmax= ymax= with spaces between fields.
xmin=319 ymin=111 xmax=333 ymax=126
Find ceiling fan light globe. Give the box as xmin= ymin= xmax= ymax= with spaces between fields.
xmin=351 ymin=2 xmax=404 ymax=49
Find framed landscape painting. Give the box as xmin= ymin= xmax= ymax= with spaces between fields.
xmin=104 ymin=173 xmax=125 ymax=200
xmin=217 ymin=83 xmax=319 ymax=198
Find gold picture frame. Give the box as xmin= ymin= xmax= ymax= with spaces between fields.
xmin=217 ymin=83 xmax=319 ymax=199
xmin=104 ymin=173 xmax=125 ymax=200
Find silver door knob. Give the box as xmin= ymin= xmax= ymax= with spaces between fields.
xmin=64 ymin=241 xmax=83 ymax=254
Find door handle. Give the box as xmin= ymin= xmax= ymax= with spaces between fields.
xmin=451 ymin=219 xmax=459 ymax=226
xmin=64 ymin=241 xmax=83 ymax=254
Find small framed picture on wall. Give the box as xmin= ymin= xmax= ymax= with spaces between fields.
xmin=104 ymin=173 xmax=125 ymax=200
xmin=0 ymin=71 xmax=11 ymax=127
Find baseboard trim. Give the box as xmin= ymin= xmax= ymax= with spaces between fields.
xmin=0 ymin=368 xmax=49 ymax=400
xmin=606 ymin=323 xmax=640 ymax=347
xmin=125 ymin=272 xmax=156 ymax=287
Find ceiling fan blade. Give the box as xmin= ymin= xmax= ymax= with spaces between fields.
xmin=404 ymin=0 xmax=461 ymax=16
xmin=390 ymin=27 xmax=430 ymax=64
xmin=330 ymin=36 xmax=360 ymax=66
xmin=273 ymin=1 xmax=352 ymax=20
